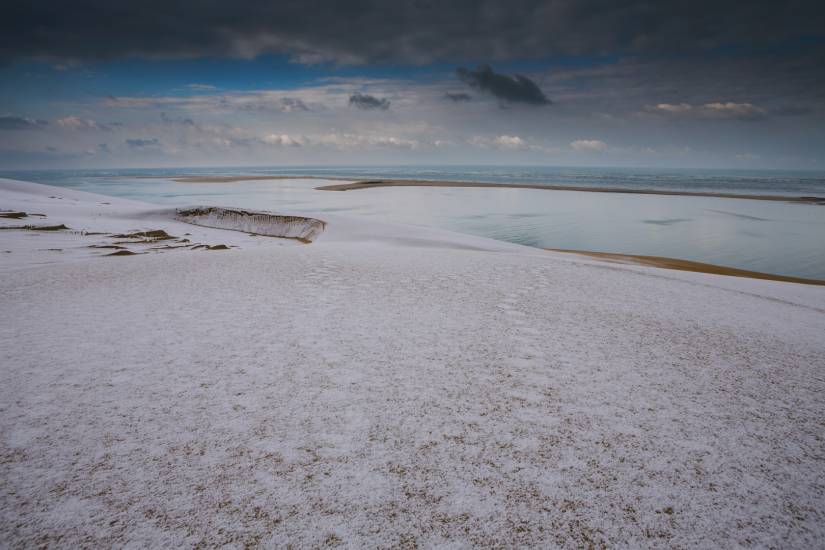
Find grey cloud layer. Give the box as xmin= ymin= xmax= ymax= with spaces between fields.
xmin=2 ymin=0 xmax=823 ymax=63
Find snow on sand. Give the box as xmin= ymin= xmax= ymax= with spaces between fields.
xmin=1 ymin=178 xmax=825 ymax=548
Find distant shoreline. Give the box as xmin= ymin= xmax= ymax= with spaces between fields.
xmin=549 ymin=249 xmax=825 ymax=286
xmin=166 ymin=175 xmax=825 ymax=205
xmin=314 ymin=179 xmax=825 ymax=205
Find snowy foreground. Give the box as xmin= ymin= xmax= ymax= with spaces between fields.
xmin=1 ymin=178 xmax=825 ymax=548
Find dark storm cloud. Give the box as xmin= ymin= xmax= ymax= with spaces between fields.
xmin=125 ymin=138 xmax=160 ymax=148
xmin=349 ymin=93 xmax=390 ymax=111
xmin=457 ymin=65 xmax=550 ymax=105
xmin=0 ymin=115 xmax=48 ymax=129
xmin=2 ymin=1 xmax=823 ymax=64
xmin=444 ymin=92 xmax=471 ymax=102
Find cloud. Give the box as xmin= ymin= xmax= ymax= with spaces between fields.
xmin=125 ymin=138 xmax=160 ymax=148
xmin=160 ymin=112 xmax=195 ymax=125
xmin=702 ymin=102 xmax=767 ymax=120
xmin=444 ymin=92 xmax=471 ymax=102
xmin=570 ymin=139 xmax=608 ymax=152
xmin=2 ymin=1 xmax=823 ymax=66
xmin=186 ymin=83 xmax=217 ymax=90
xmin=56 ymin=116 xmax=109 ymax=130
xmin=645 ymin=101 xmax=768 ymax=120
xmin=647 ymin=103 xmax=693 ymax=114
xmin=261 ymin=133 xmax=303 ymax=147
xmin=456 ymin=65 xmax=550 ymax=106
xmin=0 ymin=114 xmax=48 ymax=130
xmin=469 ymin=134 xmax=555 ymax=153
xmin=105 ymin=95 xmax=182 ymax=108
xmin=349 ymin=93 xmax=390 ymax=111
xmin=493 ymin=135 xmax=527 ymax=149
xmin=279 ymin=97 xmax=309 ymax=112
xmin=315 ymin=133 xmax=418 ymax=149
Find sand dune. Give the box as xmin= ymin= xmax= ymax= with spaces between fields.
xmin=2 ymin=178 xmax=825 ymax=548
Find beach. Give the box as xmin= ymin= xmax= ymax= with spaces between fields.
xmin=2 ymin=177 xmax=825 ymax=547
xmin=167 ymin=175 xmax=825 ymax=205
xmin=9 ymin=168 xmax=825 ymax=280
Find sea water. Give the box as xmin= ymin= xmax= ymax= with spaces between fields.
xmin=3 ymin=165 xmax=824 ymax=279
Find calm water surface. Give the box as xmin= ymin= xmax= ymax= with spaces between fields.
xmin=3 ymin=166 xmax=824 ymax=279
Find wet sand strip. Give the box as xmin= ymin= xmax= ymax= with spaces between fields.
xmin=549 ymin=248 xmax=825 ymax=286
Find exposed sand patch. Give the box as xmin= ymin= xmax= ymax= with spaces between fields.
xmin=549 ymin=248 xmax=825 ymax=286
xmin=175 ymin=207 xmax=326 ymax=243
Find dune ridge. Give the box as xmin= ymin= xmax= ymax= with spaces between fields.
xmin=175 ymin=206 xmax=326 ymax=243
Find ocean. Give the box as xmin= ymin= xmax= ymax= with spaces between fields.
xmin=3 ymin=165 xmax=824 ymax=279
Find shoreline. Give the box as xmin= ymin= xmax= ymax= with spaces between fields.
xmin=548 ymin=248 xmax=825 ymax=286
xmin=163 ymin=175 xmax=825 ymax=204
xmin=156 ymin=175 xmax=825 ymax=206
xmin=315 ymin=179 xmax=825 ymax=205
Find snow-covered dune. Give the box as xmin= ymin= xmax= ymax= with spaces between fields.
xmin=2 ymin=178 xmax=825 ymax=548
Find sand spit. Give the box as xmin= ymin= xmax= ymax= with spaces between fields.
xmin=316 ymin=179 xmax=825 ymax=205
xmin=548 ymin=249 xmax=825 ymax=286
xmin=175 ymin=207 xmax=326 ymax=243
xmin=157 ymin=174 xmax=825 ymax=204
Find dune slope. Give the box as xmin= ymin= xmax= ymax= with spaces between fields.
xmin=1 ymin=179 xmax=824 ymax=548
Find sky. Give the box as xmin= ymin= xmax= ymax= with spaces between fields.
xmin=1 ymin=0 xmax=824 ymax=170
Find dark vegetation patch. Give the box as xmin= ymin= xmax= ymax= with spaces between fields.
xmin=106 ymin=250 xmax=141 ymax=256
xmin=0 ymin=224 xmax=69 ymax=231
xmin=110 ymin=229 xmax=174 ymax=240
xmin=190 ymin=244 xmax=231 ymax=250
